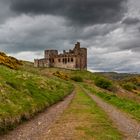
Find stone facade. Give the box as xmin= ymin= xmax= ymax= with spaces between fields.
xmin=34 ymin=42 xmax=87 ymax=70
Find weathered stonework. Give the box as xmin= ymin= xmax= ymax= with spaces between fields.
xmin=34 ymin=42 xmax=87 ymax=70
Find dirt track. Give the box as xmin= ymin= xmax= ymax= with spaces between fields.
xmin=1 ymin=87 xmax=140 ymax=140
xmin=0 ymin=92 xmax=75 ymax=140
xmin=86 ymin=92 xmax=140 ymax=140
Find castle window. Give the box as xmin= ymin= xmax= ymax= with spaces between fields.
xmin=63 ymin=58 xmax=65 ymax=63
xmin=65 ymin=58 xmax=67 ymax=64
xmin=71 ymin=58 xmax=73 ymax=62
xmin=68 ymin=58 xmax=70 ymax=62
xmin=58 ymin=59 xmax=61 ymax=62
xmin=52 ymin=59 xmax=54 ymax=63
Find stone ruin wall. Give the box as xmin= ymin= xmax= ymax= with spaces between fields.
xmin=34 ymin=42 xmax=87 ymax=70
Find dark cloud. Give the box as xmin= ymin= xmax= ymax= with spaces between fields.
xmin=0 ymin=0 xmax=16 ymax=24
xmin=10 ymin=0 xmax=127 ymax=26
xmin=122 ymin=17 xmax=140 ymax=25
xmin=1 ymin=0 xmax=140 ymax=73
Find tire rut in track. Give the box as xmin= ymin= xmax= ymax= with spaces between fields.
xmin=85 ymin=90 xmax=140 ymax=140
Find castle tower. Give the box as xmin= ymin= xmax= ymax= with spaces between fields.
xmin=74 ymin=42 xmax=87 ymax=70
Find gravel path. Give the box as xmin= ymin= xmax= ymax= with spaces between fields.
xmin=86 ymin=92 xmax=140 ymax=140
xmin=0 ymin=91 xmax=75 ymax=140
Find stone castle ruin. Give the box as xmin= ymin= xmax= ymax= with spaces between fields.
xmin=34 ymin=42 xmax=87 ymax=70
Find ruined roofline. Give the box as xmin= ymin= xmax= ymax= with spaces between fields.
xmin=44 ymin=42 xmax=86 ymax=56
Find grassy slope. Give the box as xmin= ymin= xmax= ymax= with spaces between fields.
xmin=99 ymin=72 xmax=140 ymax=93
xmin=0 ymin=65 xmax=73 ymax=133
xmin=45 ymin=86 xmax=123 ymax=140
xmin=0 ymin=59 xmax=140 ymax=136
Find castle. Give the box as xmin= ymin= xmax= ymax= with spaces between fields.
xmin=34 ymin=42 xmax=87 ymax=70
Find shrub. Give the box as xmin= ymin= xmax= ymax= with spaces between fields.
xmin=0 ymin=52 xmax=22 ymax=69
xmin=94 ymin=77 xmax=113 ymax=91
xmin=71 ymin=76 xmax=83 ymax=82
xmin=53 ymin=71 xmax=69 ymax=80
xmin=122 ymin=82 xmax=137 ymax=91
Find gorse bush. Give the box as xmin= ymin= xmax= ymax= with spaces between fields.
xmin=71 ymin=76 xmax=83 ymax=82
xmin=0 ymin=52 xmax=22 ymax=69
xmin=53 ymin=71 xmax=69 ymax=80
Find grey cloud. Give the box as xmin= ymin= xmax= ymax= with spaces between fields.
xmin=122 ymin=17 xmax=140 ymax=25
xmin=0 ymin=15 xmax=74 ymax=53
xmin=0 ymin=15 xmax=121 ymax=54
xmin=0 ymin=0 xmax=140 ymax=73
xmin=10 ymin=0 xmax=127 ymax=26
xmin=0 ymin=0 xmax=16 ymax=24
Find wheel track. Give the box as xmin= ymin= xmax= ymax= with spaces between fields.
xmin=84 ymin=88 xmax=140 ymax=140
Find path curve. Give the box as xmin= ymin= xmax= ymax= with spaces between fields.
xmin=0 ymin=91 xmax=75 ymax=140
xmin=85 ymin=91 xmax=140 ymax=140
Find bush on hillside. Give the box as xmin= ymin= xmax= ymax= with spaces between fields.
xmin=94 ymin=77 xmax=114 ymax=91
xmin=122 ymin=82 xmax=137 ymax=91
xmin=53 ymin=71 xmax=69 ymax=80
xmin=71 ymin=76 xmax=83 ymax=82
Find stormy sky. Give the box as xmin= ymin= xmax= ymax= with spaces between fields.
xmin=0 ymin=0 xmax=140 ymax=73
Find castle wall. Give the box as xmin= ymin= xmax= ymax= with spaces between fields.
xmin=34 ymin=59 xmax=49 ymax=67
xmin=54 ymin=57 xmax=76 ymax=69
xmin=45 ymin=50 xmax=58 ymax=58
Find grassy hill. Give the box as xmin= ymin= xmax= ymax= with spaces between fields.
xmin=0 ymin=58 xmax=73 ymax=134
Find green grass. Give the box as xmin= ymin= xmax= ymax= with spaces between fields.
xmin=70 ymin=75 xmax=83 ymax=82
xmin=1 ymin=60 xmax=140 ymax=138
xmin=47 ymin=86 xmax=123 ymax=140
xmin=82 ymin=83 xmax=140 ymax=122
xmin=0 ymin=65 xmax=73 ymax=134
